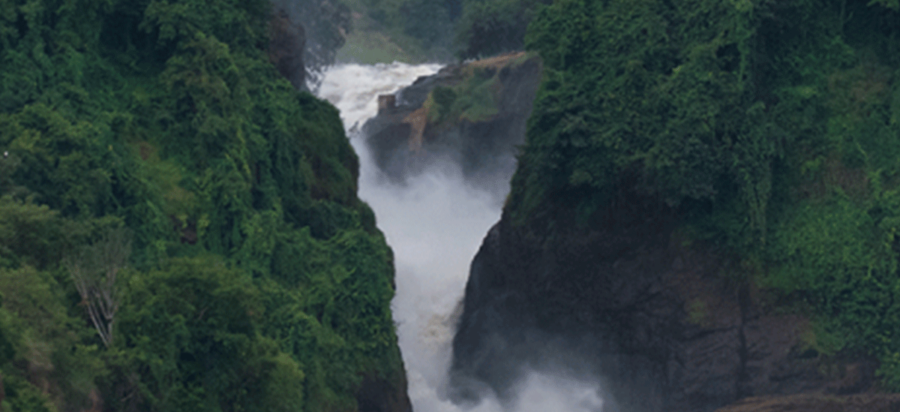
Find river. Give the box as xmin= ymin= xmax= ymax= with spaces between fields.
xmin=319 ymin=63 xmax=606 ymax=412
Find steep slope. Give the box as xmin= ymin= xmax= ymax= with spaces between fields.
xmin=452 ymin=0 xmax=900 ymax=411
xmin=0 ymin=1 xmax=408 ymax=411
xmin=452 ymin=197 xmax=876 ymax=412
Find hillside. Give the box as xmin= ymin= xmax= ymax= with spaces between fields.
xmin=451 ymin=0 xmax=900 ymax=411
xmin=0 ymin=1 xmax=408 ymax=411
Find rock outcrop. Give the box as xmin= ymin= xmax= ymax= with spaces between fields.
xmin=270 ymin=0 xmax=350 ymax=89
xmin=356 ymin=373 xmax=412 ymax=412
xmin=362 ymin=52 xmax=542 ymax=191
xmin=714 ymin=394 xmax=900 ymax=412
xmin=450 ymin=197 xmax=880 ymax=412
xmin=268 ymin=9 xmax=306 ymax=90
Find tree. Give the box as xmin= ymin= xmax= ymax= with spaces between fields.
xmin=64 ymin=227 xmax=132 ymax=348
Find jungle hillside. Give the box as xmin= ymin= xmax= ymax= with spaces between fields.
xmin=507 ymin=0 xmax=900 ymax=390
xmin=0 ymin=0 xmax=407 ymax=411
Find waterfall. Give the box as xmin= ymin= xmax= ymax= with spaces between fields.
xmin=319 ymin=63 xmax=606 ymax=412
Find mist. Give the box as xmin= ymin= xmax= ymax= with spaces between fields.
xmin=269 ymin=0 xmax=352 ymax=90
xmin=320 ymin=63 xmax=610 ymax=412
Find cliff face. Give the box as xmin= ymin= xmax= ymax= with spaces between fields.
xmin=361 ymin=52 xmax=541 ymax=191
xmin=448 ymin=1 xmax=900 ymax=412
xmin=270 ymin=0 xmax=351 ymax=89
xmin=268 ymin=9 xmax=306 ymax=90
xmin=450 ymin=197 xmax=877 ymax=412
xmin=268 ymin=8 xmax=411 ymax=412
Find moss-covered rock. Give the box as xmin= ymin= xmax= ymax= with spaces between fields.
xmin=363 ymin=52 xmax=541 ymax=191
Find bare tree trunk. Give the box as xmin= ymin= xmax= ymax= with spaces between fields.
xmin=64 ymin=227 xmax=131 ymax=348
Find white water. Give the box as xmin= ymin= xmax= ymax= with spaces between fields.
xmin=319 ymin=63 xmax=606 ymax=412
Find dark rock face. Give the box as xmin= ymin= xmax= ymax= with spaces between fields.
xmin=268 ymin=9 xmax=306 ymax=90
xmin=713 ymin=394 xmax=900 ymax=412
xmin=362 ymin=53 xmax=542 ymax=192
xmin=450 ymin=199 xmax=877 ymax=412
xmin=269 ymin=0 xmax=350 ymax=89
xmin=356 ymin=373 xmax=413 ymax=412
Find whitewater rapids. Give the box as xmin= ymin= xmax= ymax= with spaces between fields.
xmin=319 ymin=62 xmax=606 ymax=412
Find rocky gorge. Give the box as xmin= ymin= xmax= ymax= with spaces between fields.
xmin=359 ymin=1 xmax=900 ymax=407
xmin=449 ymin=196 xmax=900 ymax=412
xmin=3 ymin=0 xmax=900 ymax=411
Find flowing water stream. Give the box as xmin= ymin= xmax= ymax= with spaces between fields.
xmin=319 ymin=63 xmax=606 ymax=412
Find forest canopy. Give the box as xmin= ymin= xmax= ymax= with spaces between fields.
xmin=510 ymin=0 xmax=900 ymax=389
xmin=0 ymin=0 xmax=403 ymax=411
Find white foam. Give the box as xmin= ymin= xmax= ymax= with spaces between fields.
xmin=320 ymin=63 xmax=607 ymax=412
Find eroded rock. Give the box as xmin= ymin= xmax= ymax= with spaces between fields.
xmin=450 ymin=197 xmax=878 ymax=412
xmin=362 ymin=52 xmax=542 ymax=192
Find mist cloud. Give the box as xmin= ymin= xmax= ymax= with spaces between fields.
xmin=320 ymin=63 xmax=610 ymax=412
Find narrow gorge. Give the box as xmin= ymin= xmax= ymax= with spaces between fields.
xmin=6 ymin=1 xmax=900 ymax=412
xmin=318 ymin=57 xmax=610 ymax=412
xmin=320 ymin=1 xmax=900 ymax=406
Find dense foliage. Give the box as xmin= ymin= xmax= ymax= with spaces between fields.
xmin=336 ymin=0 xmax=542 ymax=63
xmin=338 ymin=0 xmax=539 ymax=63
xmin=0 ymin=0 xmax=403 ymax=411
xmin=454 ymin=0 xmax=550 ymax=59
xmin=340 ymin=0 xmax=460 ymax=61
xmin=510 ymin=0 xmax=900 ymax=388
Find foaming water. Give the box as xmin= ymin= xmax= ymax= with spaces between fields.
xmin=319 ymin=63 xmax=605 ymax=412
xmin=318 ymin=63 xmax=442 ymax=134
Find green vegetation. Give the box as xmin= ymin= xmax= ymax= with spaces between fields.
xmin=421 ymin=52 xmax=535 ymax=129
xmin=337 ymin=26 xmax=419 ymax=65
xmin=511 ymin=0 xmax=900 ymax=389
xmin=335 ymin=0 xmax=543 ymax=63
xmin=337 ymin=0 xmax=461 ymax=63
xmin=454 ymin=0 xmax=550 ymax=59
xmin=425 ymin=66 xmax=500 ymax=126
xmin=0 ymin=0 xmax=403 ymax=411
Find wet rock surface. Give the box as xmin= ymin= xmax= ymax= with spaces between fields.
xmin=361 ymin=53 xmax=542 ymax=191
xmin=450 ymin=198 xmax=878 ymax=412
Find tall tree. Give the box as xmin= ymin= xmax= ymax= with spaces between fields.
xmin=64 ymin=227 xmax=132 ymax=348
